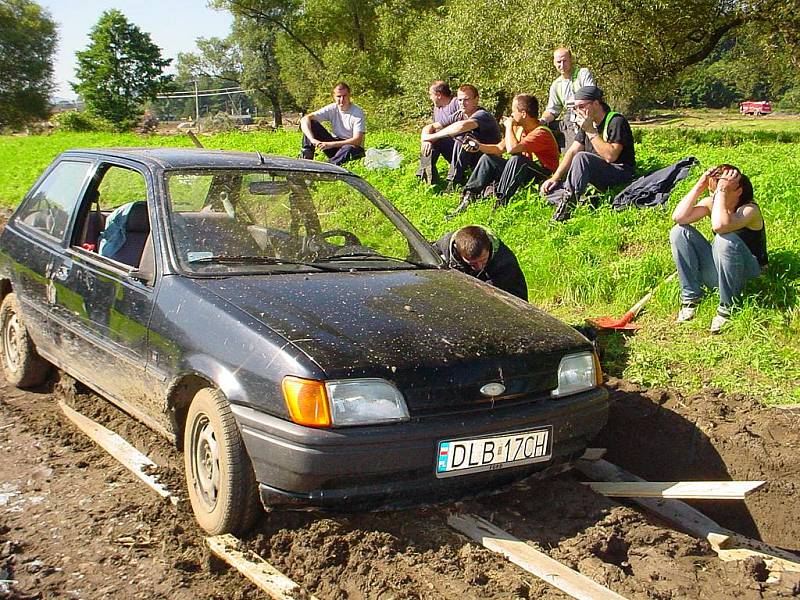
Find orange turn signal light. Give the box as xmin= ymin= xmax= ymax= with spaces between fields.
xmin=593 ymin=351 xmax=604 ymax=387
xmin=282 ymin=376 xmax=331 ymax=427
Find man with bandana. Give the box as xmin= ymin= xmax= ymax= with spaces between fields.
xmin=540 ymin=86 xmax=635 ymax=222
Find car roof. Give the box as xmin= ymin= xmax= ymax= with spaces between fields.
xmin=60 ymin=147 xmax=354 ymax=174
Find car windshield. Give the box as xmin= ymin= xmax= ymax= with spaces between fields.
xmin=164 ymin=169 xmax=440 ymax=275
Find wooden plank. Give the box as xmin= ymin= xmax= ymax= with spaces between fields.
xmin=576 ymin=459 xmax=800 ymax=566
xmin=584 ymin=480 xmax=765 ymax=499
xmin=448 ymin=513 xmax=628 ymax=600
xmin=580 ymin=447 xmax=607 ymax=461
xmin=186 ymin=130 xmax=204 ymax=148
xmin=58 ymin=401 xmax=178 ymax=505
xmin=206 ymin=534 xmax=319 ymax=600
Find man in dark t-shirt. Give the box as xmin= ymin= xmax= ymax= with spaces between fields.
xmin=420 ymin=84 xmax=502 ymax=192
xmin=540 ymin=86 xmax=635 ymax=221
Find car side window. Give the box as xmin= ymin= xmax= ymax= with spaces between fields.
xmin=16 ymin=160 xmax=93 ymax=240
xmin=72 ymin=165 xmax=153 ymax=277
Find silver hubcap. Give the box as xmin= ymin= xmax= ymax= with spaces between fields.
xmin=3 ymin=313 xmax=21 ymax=373
xmin=191 ymin=414 xmax=220 ymax=510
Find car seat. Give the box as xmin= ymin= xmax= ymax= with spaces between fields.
xmin=99 ymin=201 xmax=150 ymax=267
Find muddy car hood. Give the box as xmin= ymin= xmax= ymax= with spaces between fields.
xmin=196 ymin=269 xmax=591 ymax=411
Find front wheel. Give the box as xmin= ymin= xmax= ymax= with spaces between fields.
xmin=184 ymin=387 xmax=261 ymax=535
xmin=0 ymin=293 xmax=51 ymax=388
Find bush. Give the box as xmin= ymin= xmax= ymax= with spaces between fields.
xmin=51 ymin=111 xmax=113 ymax=132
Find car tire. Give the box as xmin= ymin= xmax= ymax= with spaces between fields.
xmin=184 ymin=387 xmax=261 ymax=535
xmin=0 ymin=293 xmax=51 ymax=388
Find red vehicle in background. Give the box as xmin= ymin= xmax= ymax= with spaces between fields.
xmin=740 ymin=101 xmax=772 ymax=116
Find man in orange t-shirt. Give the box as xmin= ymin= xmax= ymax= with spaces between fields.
xmin=449 ymin=94 xmax=560 ymax=218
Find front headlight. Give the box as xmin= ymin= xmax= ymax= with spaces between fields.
xmin=326 ymin=378 xmax=409 ymax=426
xmin=282 ymin=376 xmax=409 ymax=427
xmin=551 ymin=352 xmax=597 ymax=397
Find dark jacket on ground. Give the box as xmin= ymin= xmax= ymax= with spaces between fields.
xmin=612 ymin=156 xmax=699 ymax=210
xmin=434 ymin=228 xmax=528 ymax=301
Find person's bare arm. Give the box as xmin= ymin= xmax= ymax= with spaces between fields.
xmin=579 ymin=116 xmax=622 ymax=163
xmin=300 ymin=114 xmax=318 ymax=145
xmin=540 ymin=140 xmax=582 ymax=193
xmin=421 ymin=122 xmax=443 ymax=155
xmin=672 ymin=169 xmax=714 ymax=224
xmin=540 ymin=111 xmax=556 ymax=124
xmin=317 ymin=131 xmax=364 ymax=150
xmin=421 ymin=118 xmax=477 ymax=142
xmin=711 ymin=169 xmax=763 ymax=233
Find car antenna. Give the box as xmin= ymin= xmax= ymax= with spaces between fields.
xmin=255 ymin=150 xmax=266 ymax=164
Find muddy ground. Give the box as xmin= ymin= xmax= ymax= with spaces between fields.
xmin=1 ymin=371 xmax=799 ymax=600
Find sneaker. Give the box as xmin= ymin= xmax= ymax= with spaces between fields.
xmin=709 ymin=313 xmax=730 ymax=334
xmin=482 ymin=183 xmax=496 ymax=199
xmin=445 ymin=191 xmax=476 ymax=220
xmin=551 ymin=197 xmax=573 ymax=222
xmin=676 ymin=304 xmax=697 ymax=323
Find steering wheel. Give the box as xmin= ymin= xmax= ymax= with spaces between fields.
xmin=298 ymin=229 xmax=363 ymax=261
xmin=316 ymin=229 xmax=361 ymax=246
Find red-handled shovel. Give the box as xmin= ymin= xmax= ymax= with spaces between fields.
xmin=586 ymin=272 xmax=677 ymax=331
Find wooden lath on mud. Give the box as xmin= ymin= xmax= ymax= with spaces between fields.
xmin=58 ymin=401 xmax=178 ymax=505
xmin=584 ymin=479 xmax=765 ymax=499
xmin=576 ymin=455 xmax=800 ymax=574
xmin=206 ymin=534 xmax=319 ymax=600
xmin=448 ymin=513 xmax=629 ymax=600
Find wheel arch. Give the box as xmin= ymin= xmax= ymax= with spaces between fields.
xmin=166 ymin=373 xmax=215 ymax=451
xmin=0 ymin=278 xmax=12 ymax=302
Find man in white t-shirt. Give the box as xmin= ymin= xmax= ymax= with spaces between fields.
xmin=300 ymin=82 xmax=366 ymax=166
xmin=540 ymin=47 xmax=595 ymax=151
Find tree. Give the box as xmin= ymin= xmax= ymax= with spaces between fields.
xmin=72 ymin=10 xmax=171 ymax=129
xmin=0 ymin=0 xmax=57 ymax=130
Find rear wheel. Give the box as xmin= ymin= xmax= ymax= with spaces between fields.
xmin=184 ymin=387 xmax=261 ymax=535
xmin=0 ymin=293 xmax=50 ymax=388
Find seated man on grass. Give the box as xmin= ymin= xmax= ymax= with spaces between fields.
xmin=433 ymin=225 xmax=527 ymax=301
xmin=300 ymin=82 xmax=365 ymax=166
xmin=540 ymin=86 xmax=635 ymax=222
xmin=420 ymin=84 xmax=502 ymax=194
xmin=448 ymin=94 xmax=560 ymax=218
xmin=670 ymin=164 xmax=767 ymax=334
xmin=417 ymin=80 xmax=461 ymax=185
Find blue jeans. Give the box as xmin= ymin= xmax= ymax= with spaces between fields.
xmin=669 ymin=224 xmax=761 ymax=314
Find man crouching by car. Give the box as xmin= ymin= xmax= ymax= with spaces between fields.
xmin=434 ymin=225 xmax=528 ymax=301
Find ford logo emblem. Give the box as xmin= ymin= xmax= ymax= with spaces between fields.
xmin=480 ymin=383 xmax=506 ymax=397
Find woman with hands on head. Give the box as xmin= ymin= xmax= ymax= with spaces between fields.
xmin=670 ymin=164 xmax=767 ymax=334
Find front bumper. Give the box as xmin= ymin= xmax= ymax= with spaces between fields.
xmin=233 ymin=386 xmax=608 ymax=509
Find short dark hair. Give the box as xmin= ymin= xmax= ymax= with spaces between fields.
xmin=333 ymin=82 xmax=351 ymax=93
xmin=514 ymin=94 xmax=539 ymax=117
xmin=430 ymin=80 xmax=452 ymax=97
xmin=458 ymin=84 xmax=479 ymax=99
xmin=453 ymin=226 xmax=491 ymax=260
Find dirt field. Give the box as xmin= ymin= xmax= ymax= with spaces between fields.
xmin=1 ymin=371 xmax=799 ymax=600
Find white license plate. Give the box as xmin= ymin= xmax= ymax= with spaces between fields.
xmin=435 ymin=426 xmax=552 ymax=478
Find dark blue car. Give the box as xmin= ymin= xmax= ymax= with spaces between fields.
xmin=0 ymin=148 xmax=608 ymax=534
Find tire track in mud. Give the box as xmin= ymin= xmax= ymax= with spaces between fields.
xmin=2 ymin=374 xmax=798 ymax=600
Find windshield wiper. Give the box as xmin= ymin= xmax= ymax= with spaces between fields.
xmin=315 ymin=253 xmax=433 ymax=268
xmin=187 ymin=255 xmax=344 ymax=272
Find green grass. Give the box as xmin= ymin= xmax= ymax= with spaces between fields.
xmin=1 ymin=125 xmax=798 ymax=404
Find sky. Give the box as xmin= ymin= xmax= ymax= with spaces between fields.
xmin=40 ymin=0 xmax=234 ymax=100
